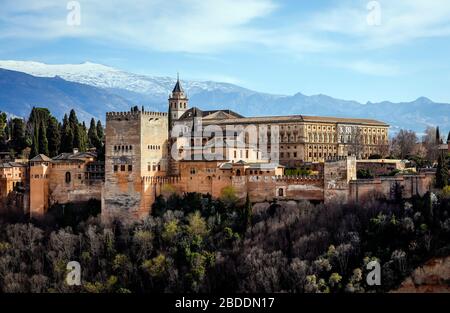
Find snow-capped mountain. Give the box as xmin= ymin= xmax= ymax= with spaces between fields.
xmin=0 ymin=60 xmax=255 ymax=97
xmin=0 ymin=60 xmax=449 ymax=134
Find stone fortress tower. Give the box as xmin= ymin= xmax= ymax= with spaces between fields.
xmin=101 ymin=107 xmax=169 ymax=221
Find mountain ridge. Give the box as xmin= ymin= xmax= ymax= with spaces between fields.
xmin=0 ymin=60 xmax=449 ymax=134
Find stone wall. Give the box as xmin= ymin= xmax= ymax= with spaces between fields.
xmin=349 ymin=173 xmax=434 ymax=203
xmin=102 ymin=111 xmax=169 ymax=222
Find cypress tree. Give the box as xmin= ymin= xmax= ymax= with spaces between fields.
xmin=243 ymin=194 xmax=252 ymax=230
xmin=10 ymin=118 xmax=28 ymax=154
xmin=69 ymin=110 xmax=82 ymax=151
xmin=47 ymin=117 xmax=61 ymax=157
xmin=0 ymin=112 xmax=7 ymax=150
xmin=436 ymin=154 xmax=449 ymax=189
xmin=436 ymin=127 xmax=442 ymax=144
xmin=38 ymin=121 xmax=49 ymax=156
xmin=30 ymin=124 xmax=39 ymax=158
xmin=96 ymin=120 xmax=104 ymax=142
xmin=447 ymin=131 xmax=450 ymax=143
xmin=79 ymin=122 xmax=88 ymax=152
xmin=88 ymin=118 xmax=100 ymax=149
xmin=61 ymin=114 xmax=74 ymax=153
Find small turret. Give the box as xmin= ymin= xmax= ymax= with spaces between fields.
xmin=169 ymin=74 xmax=189 ymax=121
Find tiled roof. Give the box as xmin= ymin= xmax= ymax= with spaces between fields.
xmin=52 ymin=151 xmax=96 ymax=161
xmin=203 ymin=114 xmax=388 ymax=126
xmin=29 ymin=154 xmax=52 ymax=162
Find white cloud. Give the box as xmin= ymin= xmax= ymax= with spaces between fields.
xmin=1 ymin=0 xmax=450 ymax=76
xmin=305 ymin=0 xmax=450 ymax=49
xmin=0 ymin=0 xmax=277 ymax=53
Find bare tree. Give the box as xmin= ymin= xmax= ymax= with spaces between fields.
xmin=391 ymin=129 xmax=418 ymax=159
xmin=348 ymin=126 xmax=364 ymax=159
xmin=422 ymin=126 xmax=438 ymax=162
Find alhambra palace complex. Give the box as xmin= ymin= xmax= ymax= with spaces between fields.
xmin=1 ymin=79 xmax=444 ymax=221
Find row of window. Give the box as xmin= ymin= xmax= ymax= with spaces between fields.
xmin=0 ymin=173 xmax=23 ymax=178
xmin=308 ymin=152 xmax=338 ymax=158
xmin=308 ymin=145 xmax=338 ymax=150
xmin=114 ymin=145 xmax=133 ymax=152
xmin=32 ymin=174 xmax=48 ymax=179
xmin=148 ymin=145 xmax=161 ymax=150
xmin=148 ymin=164 xmax=161 ymax=172
xmin=280 ymin=152 xmax=298 ymax=158
xmin=170 ymin=102 xmax=187 ymax=109
xmin=308 ymin=133 xmax=337 ymax=143
xmin=307 ymin=125 xmax=336 ymax=131
xmin=113 ymin=165 xmax=133 ymax=172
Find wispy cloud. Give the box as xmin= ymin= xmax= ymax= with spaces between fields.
xmin=305 ymin=0 xmax=450 ymax=49
xmin=0 ymin=0 xmax=277 ymax=53
xmin=1 ymin=0 xmax=450 ymax=76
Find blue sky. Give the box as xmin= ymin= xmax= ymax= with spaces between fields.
xmin=1 ymin=0 xmax=450 ymax=103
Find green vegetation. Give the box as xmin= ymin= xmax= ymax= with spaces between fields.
xmin=0 ymin=191 xmax=448 ymax=293
xmin=285 ymin=168 xmax=312 ymax=176
xmin=357 ymin=169 xmax=374 ymax=179
xmin=0 ymin=108 xmax=104 ymax=160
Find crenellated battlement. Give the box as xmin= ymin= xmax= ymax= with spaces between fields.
xmin=246 ymin=175 xmax=323 ymax=183
xmin=106 ymin=110 xmax=168 ymax=121
xmin=325 ymin=156 xmax=350 ymax=163
xmin=141 ymin=175 xmax=181 ymax=184
xmin=274 ymin=175 xmax=323 ymax=182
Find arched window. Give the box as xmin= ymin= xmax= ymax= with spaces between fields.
xmin=278 ymin=188 xmax=284 ymax=197
xmin=236 ymin=169 xmax=241 ymax=176
xmin=65 ymin=172 xmax=71 ymax=184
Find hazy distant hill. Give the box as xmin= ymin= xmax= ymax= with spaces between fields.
xmin=0 ymin=60 xmax=449 ymax=134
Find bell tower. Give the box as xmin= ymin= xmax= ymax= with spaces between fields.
xmin=169 ymin=74 xmax=188 ymax=121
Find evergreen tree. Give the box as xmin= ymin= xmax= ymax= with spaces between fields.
xmin=0 ymin=112 xmax=8 ymax=150
xmin=96 ymin=120 xmax=104 ymax=142
xmin=60 ymin=114 xmax=74 ymax=153
xmin=436 ymin=127 xmax=442 ymax=144
xmin=447 ymin=131 xmax=450 ymax=143
xmin=10 ymin=118 xmax=28 ymax=155
xmin=47 ymin=117 xmax=61 ymax=157
xmin=88 ymin=118 xmax=100 ymax=149
xmin=38 ymin=121 xmax=49 ymax=156
xmin=79 ymin=121 xmax=88 ymax=152
xmin=243 ymin=194 xmax=252 ymax=230
xmin=30 ymin=124 xmax=39 ymax=158
xmin=69 ymin=110 xmax=82 ymax=151
xmin=436 ymin=154 xmax=449 ymax=189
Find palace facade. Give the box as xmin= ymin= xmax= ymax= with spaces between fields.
xmin=0 ymin=78 xmax=435 ymax=221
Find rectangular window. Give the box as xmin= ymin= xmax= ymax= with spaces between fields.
xmin=128 ymin=165 xmax=132 ymax=171
xmin=114 ymin=165 xmax=118 ymax=172
xmin=121 ymin=165 xmax=125 ymax=172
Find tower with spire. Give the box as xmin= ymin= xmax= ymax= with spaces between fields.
xmin=169 ymin=74 xmax=189 ymax=121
